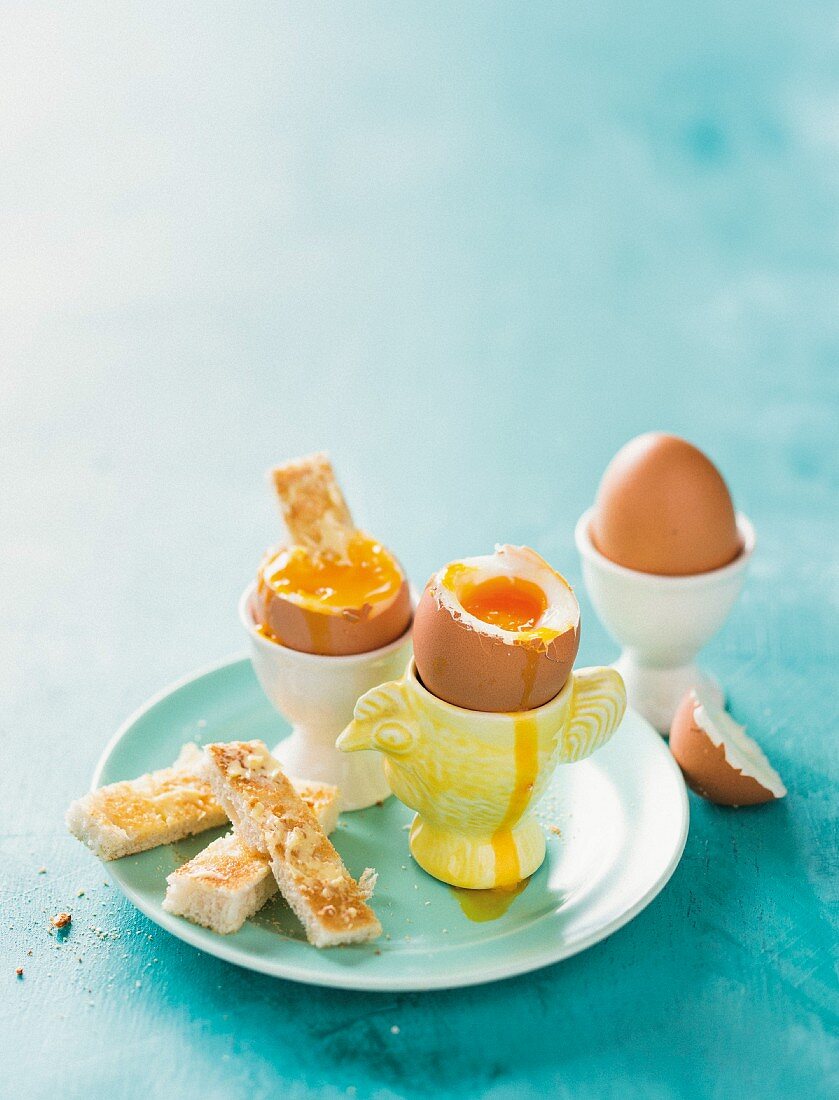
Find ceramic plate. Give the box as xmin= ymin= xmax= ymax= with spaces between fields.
xmin=94 ymin=657 xmax=689 ymax=991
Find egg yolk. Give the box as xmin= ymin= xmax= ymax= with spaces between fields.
xmin=261 ymin=532 xmax=402 ymax=609
xmin=460 ymin=576 xmax=547 ymax=632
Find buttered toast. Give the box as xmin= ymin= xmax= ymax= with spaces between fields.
xmin=66 ymin=744 xmax=226 ymax=861
xmin=162 ymin=777 xmax=339 ymax=935
xmin=163 ymin=834 xmax=275 ymax=935
xmin=66 ymin=745 xmax=339 ymax=862
xmin=203 ymin=741 xmax=380 ymax=947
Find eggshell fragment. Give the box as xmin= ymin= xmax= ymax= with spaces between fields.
xmin=669 ymin=689 xmax=786 ymax=806
xmin=591 ymin=433 xmax=742 ymax=576
xmin=413 ymin=546 xmax=580 ymax=713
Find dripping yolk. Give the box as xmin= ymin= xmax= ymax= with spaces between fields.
xmin=261 ymin=532 xmax=403 ymax=610
xmin=460 ymin=576 xmax=547 ymax=632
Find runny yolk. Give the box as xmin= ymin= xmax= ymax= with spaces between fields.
xmin=261 ymin=532 xmax=402 ymax=609
xmin=490 ymin=714 xmax=539 ymax=885
xmin=453 ymin=877 xmax=531 ymax=922
xmin=460 ymin=576 xmax=547 ymax=632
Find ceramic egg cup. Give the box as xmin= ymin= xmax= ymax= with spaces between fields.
xmin=239 ymin=583 xmax=413 ymax=811
xmin=337 ymin=658 xmax=626 ymax=890
xmin=575 ymin=510 xmax=755 ymax=734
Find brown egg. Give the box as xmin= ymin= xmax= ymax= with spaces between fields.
xmin=669 ymin=689 xmax=786 ymax=806
xmin=412 ymin=545 xmax=580 ymax=713
xmin=590 ymin=433 xmax=742 ymax=576
xmin=254 ymin=531 xmax=412 ymax=656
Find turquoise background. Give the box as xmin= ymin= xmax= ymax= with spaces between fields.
xmin=2 ymin=3 xmax=837 ymax=1097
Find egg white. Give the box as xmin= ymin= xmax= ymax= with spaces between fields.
xmin=431 ymin=544 xmax=579 ymax=643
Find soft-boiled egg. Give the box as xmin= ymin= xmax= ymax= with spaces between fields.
xmin=412 ymin=545 xmax=580 ymax=712
xmin=590 ymin=433 xmax=742 ymax=576
xmin=254 ymin=531 xmax=412 ymax=656
xmin=669 ymin=688 xmax=786 ymax=806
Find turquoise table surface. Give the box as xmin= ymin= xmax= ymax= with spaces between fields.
xmin=2 ymin=3 xmax=837 ymax=1098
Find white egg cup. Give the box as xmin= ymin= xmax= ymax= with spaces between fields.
xmin=574 ymin=510 xmax=755 ymax=734
xmin=238 ymin=583 xmax=413 ymax=810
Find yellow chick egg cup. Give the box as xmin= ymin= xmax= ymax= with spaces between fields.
xmin=336 ymin=658 xmax=626 ymax=890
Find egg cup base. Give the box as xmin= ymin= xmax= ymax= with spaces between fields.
xmin=272 ymin=730 xmax=392 ymax=812
xmin=614 ymin=655 xmax=723 ymax=735
xmin=408 ymin=812 xmax=546 ymax=890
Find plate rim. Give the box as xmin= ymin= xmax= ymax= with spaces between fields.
xmin=94 ymin=655 xmax=690 ymax=992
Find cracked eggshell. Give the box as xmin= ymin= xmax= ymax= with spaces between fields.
xmin=669 ymin=689 xmax=787 ymax=806
xmin=254 ymin=548 xmax=412 ymax=657
xmin=412 ymin=545 xmax=580 ymax=713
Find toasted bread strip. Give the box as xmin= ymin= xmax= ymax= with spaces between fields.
xmin=162 ymin=834 xmax=275 ymax=935
xmin=66 ymin=745 xmax=339 ymax=862
xmin=66 ymin=744 xmax=226 ymax=861
xmin=285 ymin=778 xmax=340 ymax=838
xmin=270 ymin=452 xmax=355 ymax=557
xmin=203 ymin=741 xmax=380 ymax=947
xmin=162 ymin=779 xmax=339 ymax=935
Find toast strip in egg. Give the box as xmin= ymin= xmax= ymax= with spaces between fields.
xmin=270 ymin=452 xmax=355 ymax=557
xmin=202 ymin=741 xmax=381 ymax=947
xmin=162 ymin=779 xmax=339 ymax=935
xmin=66 ymin=744 xmax=339 ymax=863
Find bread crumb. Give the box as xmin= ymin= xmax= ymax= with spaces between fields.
xmin=358 ymin=867 xmax=378 ymax=899
xmin=37 ymin=867 xmax=47 ymax=875
xmin=15 ymin=967 xmax=23 ymax=978
xmin=50 ymin=913 xmax=71 ymax=929
xmin=549 ymin=824 xmax=562 ymax=836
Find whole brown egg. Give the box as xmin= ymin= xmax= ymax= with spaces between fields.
xmin=590 ymin=433 xmax=742 ymax=576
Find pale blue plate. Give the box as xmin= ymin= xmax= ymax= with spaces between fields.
xmin=94 ymin=656 xmax=689 ymax=991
